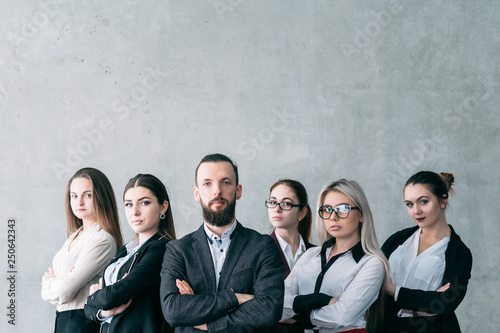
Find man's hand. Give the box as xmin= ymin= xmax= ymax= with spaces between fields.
xmin=194 ymin=323 xmax=208 ymax=331
xmin=235 ymin=293 xmax=254 ymax=305
xmin=176 ymin=279 xmax=194 ymax=295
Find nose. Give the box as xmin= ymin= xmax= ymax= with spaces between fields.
xmin=133 ymin=205 xmax=141 ymax=216
xmin=78 ymin=196 xmax=85 ymax=206
xmin=329 ymin=212 xmax=339 ymax=221
xmin=213 ymin=183 xmax=222 ymax=196
xmin=274 ymin=204 xmax=282 ymax=212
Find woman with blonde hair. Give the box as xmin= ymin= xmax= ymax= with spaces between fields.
xmin=42 ymin=167 xmax=122 ymax=332
xmin=282 ymin=179 xmax=389 ymax=333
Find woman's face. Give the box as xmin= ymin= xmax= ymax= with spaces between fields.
xmin=124 ymin=186 xmax=168 ymax=240
xmin=404 ymin=184 xmax=447 ymax=229
xmin=267 ymin=184 xmax=306 ymax=231
xmin=70 ymin=177 xmax=97 ymax=224
xmin=322 ymin=191 xmax=362 ymax=242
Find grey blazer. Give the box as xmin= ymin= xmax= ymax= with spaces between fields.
xmin=160 ymin=221 xmax=284 ymax=333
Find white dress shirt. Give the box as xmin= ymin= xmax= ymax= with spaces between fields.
xmin=41 ymin=222 xmax=117 ymax=311
xmin=204 ymin=220 xmax=238 ymax=289
xmin=274 ymin=231 xmax=307 ymax=271
xmin=283 ymin=239 xmax=385 ymax=333
xmin=389 ymin=228 xmax=449 ymax=317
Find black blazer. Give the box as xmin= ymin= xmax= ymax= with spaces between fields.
xmin=270 ymin=230 xmax=315 ymax=279
xmin=381 ymin=225 xmax=473 ymax=333
xmin=160 ymin=221 xmax=285 ymax=333
xmin=84 ymin=233 xmax=172 ymax=333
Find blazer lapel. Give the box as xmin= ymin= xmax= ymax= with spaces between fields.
xmin=217 ymin=222 xmax=247 ymax=290
xmin=192 ymin=225 xmax=218 ymax=291
xmin=270 ymin=230 xmax=290 ymax=278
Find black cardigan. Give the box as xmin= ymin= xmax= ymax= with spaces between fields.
xmin=84 ymin=233 xmax=173 ymax=333
xmin=381 ymin=225 xmax=472 ymax=333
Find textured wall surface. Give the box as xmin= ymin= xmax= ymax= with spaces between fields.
xmin=1 ymin=0 xmax=499 ymax=332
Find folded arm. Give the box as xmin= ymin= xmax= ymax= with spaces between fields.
xmin=41 ymin=236 xmax=115 ymax=305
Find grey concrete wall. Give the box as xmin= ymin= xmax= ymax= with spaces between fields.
xmin=1 ymin=0 xmax=499 ymax=331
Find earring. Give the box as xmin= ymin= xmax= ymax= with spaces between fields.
xmin=160 ymin=213 xmax=166 ymax=219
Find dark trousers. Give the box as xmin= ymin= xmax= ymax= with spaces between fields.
xmin=55 ymin=309 xmax=99 ymax=333
xmin=385 ymin=315 xmax=443 ymax=333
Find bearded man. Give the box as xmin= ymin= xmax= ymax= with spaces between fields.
xmin=160 ymin=153 xmax=284 ymax=333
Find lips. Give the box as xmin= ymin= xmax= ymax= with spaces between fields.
xmin=416 ymin=217 xmax=425 ymax=222
xmin=272 ymin=216 xmax=282 ymax=221
xmin=330 ymin=225 xmax=341 ymax=231
xmin=131 ymin=220 xmax=143 ymax=225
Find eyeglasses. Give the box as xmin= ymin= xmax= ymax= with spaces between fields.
xmin=318 ymin=204 xmax=360 ymax=220
xmin=265 ymin=200 xmax=301 ymax=211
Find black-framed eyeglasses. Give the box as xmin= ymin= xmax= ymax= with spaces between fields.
xmin=265 ymin=200 xmax=301 ymax=211
xmin=318 ymin=204 xmax=360 ymax=220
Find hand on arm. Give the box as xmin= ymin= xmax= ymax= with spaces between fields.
xmin=400 ymin=282 xmax=451 ymax=315
xmin=42 ymin=267 xmax=55 ymax=282
xmin=99 ymin=298 xmax=133 ymax=318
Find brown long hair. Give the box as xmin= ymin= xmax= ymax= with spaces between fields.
xmin=269 ymin=179 xmax=312 ymax=243
xmin=123 ymin=174 xmax=176 ymax=240
xmin=65 ymin=168 xmax=123 ymax=248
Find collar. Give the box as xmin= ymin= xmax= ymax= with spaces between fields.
xmin=275 ymin=231 xmax=306 ymax=253
xmin=321 ymin=237 xmax=365 ymax=263
xmin=204 ymin=219 xmax=238 ymax=244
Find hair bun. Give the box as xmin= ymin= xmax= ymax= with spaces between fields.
xmin=439 ymin=172 xmax=455 ymax=195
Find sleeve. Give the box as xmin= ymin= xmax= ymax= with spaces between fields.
xmin=282 ymin=250 xmax=310 ymax=320
xmin=206 ymin=237 xmax=285 ymax=332
xmin=310 ymin=257 xmax=385 ymax=329
xmin=41 ymin=234 xmax=116 ymax=305
xmin=160 ymin=242 xmax=239 ymax=327
xmin=85 ymin=241 xmax=165 ymax=311
xmin=395 ymin=245 xmax=472 ymax=314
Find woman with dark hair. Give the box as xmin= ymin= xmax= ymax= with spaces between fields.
xmin=266 ymin=179 xmax=315 ymax=279
xmin=84 ymin=174 xmax=176 ymax=333
xmin=282 ymin=179 xmax=389 ymax=333
xmin=382 ymin=171 xmax=472 ymax=333
xmin=42 ymin=167 xmax=122 ymax=333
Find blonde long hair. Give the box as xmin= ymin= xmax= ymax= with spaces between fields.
xmin=65 ymin=168 xmax=123 ymax=248
xmin=316 ymin=179 xmax=389 ymax=333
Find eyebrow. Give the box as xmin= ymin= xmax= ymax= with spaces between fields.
xmin=323 ymin=202 xmax=350 ymax=207
xmin=124 ymin=196 xmax=151 ymax=202
xmin=70 ymin=190 xmax=92 ymax=194
xmin=404 ymin=195 xmax=430 ymax=202
xmin=269 ymin=196 xmax=294 ymax=202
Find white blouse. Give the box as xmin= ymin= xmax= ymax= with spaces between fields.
xmin=41 ymin=222 xmax=117 ymax=312
xmin=283 ymin=241 xmax=385 ymax=333
xmin=389 ymin=228 xmax=449 ymax=317
xmin=274 ymin=231 xmax=307 ymax=271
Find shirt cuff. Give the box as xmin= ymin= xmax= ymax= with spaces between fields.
xmin=394 ymin=286 xmax=401 ymax=301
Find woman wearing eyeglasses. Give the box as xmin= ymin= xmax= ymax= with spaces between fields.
xmin=281 ymin=179 xmax=389 ymax=333
xmin=266 ymin=179 xmax=315 ymax=279
xmin=381 ymin=171 xmax=472 ymax=333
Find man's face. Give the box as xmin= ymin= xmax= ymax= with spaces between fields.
xmin=194 ymin=161 xmax=242 ymax=227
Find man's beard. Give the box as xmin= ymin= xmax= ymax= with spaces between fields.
xmin=201 ymin=195 xmax=236 ymax=227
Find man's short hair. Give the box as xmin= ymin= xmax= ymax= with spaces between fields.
xmin=195 ymin=153 xmax=239 ymax=185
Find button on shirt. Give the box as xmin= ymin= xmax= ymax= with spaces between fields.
xmin=274 ymin=231 xmax=307 ymax=272
xmin=389 ymin=228 xmax=449 ymax=317
xmin=204 ymin=220 xmax=237 ymax=289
